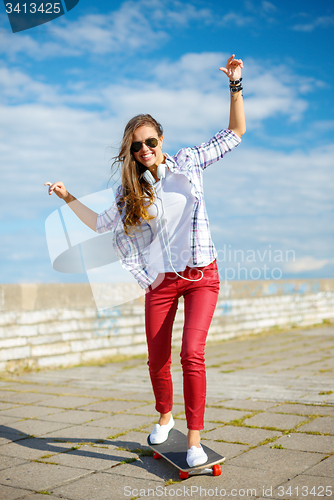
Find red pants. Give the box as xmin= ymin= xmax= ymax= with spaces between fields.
xmin=145 ymin=260 xmax=220 ymax=430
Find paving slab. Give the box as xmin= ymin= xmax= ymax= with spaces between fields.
xmin=165 ymin=464 xmax=291 ymax=497
xmin=0 ymin=434 xmax=25 ymax=447
xmin=201 ymin=439 xmax=249 ymax=459
xmin=203 ymin=425 xmax=282 ymax=445
xmin=228 ymin=447 xmax=325 ymax=476
xmin=124 ymin=402 xmax=183 ymax=416
xmin=0 ymin=402 xmax=17 ymax=410
xmin=84 ymin=413 xmax=155 ymax=430
xmin=47 ymin=424 xmax=123 ymax=442
xmin=0 ymin=405 xmax=64 ymax=419
xmin=267 ymin=432 xmax=334 ymax=453
xmin=298 ymin=416 xmax=334 ymax=434
xmin=0 ymin=454 xmax=28 ymax=471
xmin=213 ymin=399 xmax=278 ymax=411
xmin=1 ymin=461 xmax=91 ymax=490
xmin=0 ymin=415 xmax=21 ymax=426
xmin=108 ymin=430 xmax=151 ymax=450
xmin=39 ymin=409 xmax=107 ymax=425
xmin=105 ymin=454 xmax=179 ymax=482
xmin=267 ymin=403 xmax=334 ymax=416
xmin=51 ymin=470 xmax=162 ymax=500
xmin=272 ymin=474 xmax=334 ymax=500
xmin=37 ymin=395 xmax=100 ymax=409
xmin=173 ymin=417 xmax=218 ymax=434
xmin=77 ymin=399 xmax=144 ymax=413
xmin=243 ymin=412 xmax=309 ymax=430
xmin=0 ymin=392 xmax=55 ymax=405
xmin=42 ymin=444 xmax=135 ymax=470
xmin=204 ymin=407 xmax=252 ymax=423
xmin=0 ymin=326 xmax=332 ymax=500
xmin=302 ymin=455 xmax=334 ymax=478
xmin=0 ymin=484 xmax=31 ymax=500
xmin=0 ymin=437 xmax=76 ymax=459
xmin=5 ymin=419 xmax=72 ymax=438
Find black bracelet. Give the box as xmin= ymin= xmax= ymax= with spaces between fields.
xmin=230 ymin=85 xmax=243 ymax=94
xmin=229 ymin=77 xmax=243 ymax=85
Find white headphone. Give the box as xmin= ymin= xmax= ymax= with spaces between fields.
xmin=143 ymin=164 xmax=166 ymax=185
xmin=143 ymin=165 xmax=203 ymax=283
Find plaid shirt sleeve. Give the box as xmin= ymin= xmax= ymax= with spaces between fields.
xmin=188 ymin=128 xmax=241 ymax=170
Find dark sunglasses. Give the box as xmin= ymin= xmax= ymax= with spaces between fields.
xmin=131 ymin=137 xmax=159 ymax=153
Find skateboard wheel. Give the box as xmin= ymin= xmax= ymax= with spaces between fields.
xmin=179 ymin=470 xmax=189 ymax=480
xmin=153 ymin=451 xmax=162 ymax=460
xmin=212 ymin=464 xmax=222 ymax=476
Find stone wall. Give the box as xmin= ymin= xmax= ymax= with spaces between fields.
xmin=0 ymin=279 xmax=333 ymax=372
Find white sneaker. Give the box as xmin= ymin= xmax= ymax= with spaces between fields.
xmin=149 ymin=415 xmax=174 ymax=444
xmin=186 ymin=445 xmax=208 ymax=467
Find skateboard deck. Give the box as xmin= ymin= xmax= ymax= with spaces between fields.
xmin=147 ymin=428 xmax=225 ymax=479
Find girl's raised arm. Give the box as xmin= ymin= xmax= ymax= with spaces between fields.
xmin=44 ymin=181 xmax=98 ymax=232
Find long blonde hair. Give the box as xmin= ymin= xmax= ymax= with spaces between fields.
xmin=112 ymin=114 xmax=163 ymax=235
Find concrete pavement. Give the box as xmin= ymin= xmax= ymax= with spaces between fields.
xmin=0 ymin=325 xmax=333 ymax=499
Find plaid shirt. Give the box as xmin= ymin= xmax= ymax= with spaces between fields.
xmin=96 ymin=129 xmax=241 ymax=288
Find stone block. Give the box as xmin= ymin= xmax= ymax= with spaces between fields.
xmin=8 ymin=419 xmax=71 ymax=438
xmin=0 ymin=454 xmax=28 ymax=471
xmin=79 ymin=400 xmax=143 ymax=414
xmin=166 ymin=463 xmax=290 ymax=496
xmin=0 ymin=346 xmax=31 ymax=362
xmin=48 ymin=420 xmax=126 ymax=445
xmin=202 ymin=408 xmax=251 ymax=423
xmin=214 ymin=399 xmax=278 ymax=411
xmin=244 ymin=412 xmax=308 ymax=430
xmin=38 ymin=395 xmax=99 ymax=409
xmin=303 ymin=455 xmax=334 ymax=477
xmin=0 ymin=391 xmax=54 ymax=405
xmin=267 ymin=403 xmax=334 ymax=416
xmin=41 ymin=409 xmax=107 ymax=425
xmin=108 ymin=430 xmax=152 ymax=450
xmin=2 ymin=460 xmax=89 ymax=490
xmin=268 ymin=432 xmax=334 ymax=453
xmin=80 ymin=348 xmax=118 ymax=362
xmin=0 ymin=485 xmax=30 ymax=500
xmin=43 ymin=444 xmax=134 ymax=470
xmin=203 ymin=425 xmax=282 ymax=445
xmin=31 ymin=342 xmax=71 ymax=357
xmin=85 ymin=413 xmax=155 ymax=431
xmin=0 ymin=337 xmax=27 ymax=349
xmin=0 ymin=437 xmax=74 ymax=459
xmin=52 ymin=470 xmax=162 ymax=500
xmin=37 ymin=352 xmax=81 ymax=368
xmin=0 ymin=405 xmax=64 ymax=419
xmin=298 ymin=417 xmax=334 ymax=434
xmin=228 ymin=447 xmax=325 ymax=476
xmin=273 ymin=474 xmax=334 ymax=499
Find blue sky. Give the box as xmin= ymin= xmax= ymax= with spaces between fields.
xmin=1 ymin=0 xmax=333 ymax=285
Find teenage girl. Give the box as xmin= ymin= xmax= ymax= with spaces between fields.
xmin=45 ymin=54 xmax=245 ymax=467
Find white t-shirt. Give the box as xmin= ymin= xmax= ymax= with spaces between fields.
xmin=144 ymin=168 xmax=195 ymax=273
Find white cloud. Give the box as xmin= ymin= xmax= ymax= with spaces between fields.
xmin=292 ymin=15 xmax=334 ymax=32
xmin=284 ymin=257 xmax=332 ymax=273
xmin=0 ymin=0 xmax=216 ymax=60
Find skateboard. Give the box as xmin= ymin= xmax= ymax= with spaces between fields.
xmin=147 ymin=428 xmax=225 ymax=479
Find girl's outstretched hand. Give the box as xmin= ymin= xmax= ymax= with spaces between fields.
xmin=44 ymin=181 xmax=68 ymax=200
xmin=219 ymin=54 xmax=243 ymax=81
